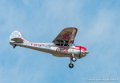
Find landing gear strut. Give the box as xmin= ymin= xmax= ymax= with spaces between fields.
xmin=68 ymin=53 xmax=77 ymax=68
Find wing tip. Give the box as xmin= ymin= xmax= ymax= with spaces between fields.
xmin=64 ymin=27 xmax=78 ymax=29
xmin=64 ymin=27 xmax=78 ymax=31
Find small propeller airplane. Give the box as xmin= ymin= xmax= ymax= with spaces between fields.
xmin=9 ymin=27 xmax=89 ymax=68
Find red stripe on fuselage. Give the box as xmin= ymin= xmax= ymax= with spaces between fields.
xmin=74 ymin=46 xmax=87 ymax=51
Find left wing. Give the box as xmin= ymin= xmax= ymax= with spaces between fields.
xmin=53 ymin=27 xmax=78 ymax=46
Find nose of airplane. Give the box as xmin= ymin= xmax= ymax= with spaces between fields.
xmin=75 ymin=46 xmax=89 ymax=55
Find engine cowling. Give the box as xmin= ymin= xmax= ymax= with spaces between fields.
xmin=75 ymin=46 xmax=88 ymax=58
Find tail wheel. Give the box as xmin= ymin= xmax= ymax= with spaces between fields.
xmin=69 ymin=63 xmax=74 ymax=68
xmin=13 ymin=44 xmax=16 ymax=48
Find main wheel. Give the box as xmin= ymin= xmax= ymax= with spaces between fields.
xmin=69 ymin=63 xmax=74 ymax=68
xmin=71 ymin=57 xmax=77 ymax=62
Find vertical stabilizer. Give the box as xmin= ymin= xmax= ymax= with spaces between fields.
xmin=9 ymin=31 xmax=24 ymax=45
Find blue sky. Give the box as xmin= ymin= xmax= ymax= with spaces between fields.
xmin=0 ymin=0 xmax=120 ymax=83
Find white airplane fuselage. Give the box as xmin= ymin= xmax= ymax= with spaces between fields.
xmin=10 ymin=39 xmax=87 ymax=59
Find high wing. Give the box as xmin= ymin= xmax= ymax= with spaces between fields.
xmin=53 ymin=27 xmax=78 ymax=46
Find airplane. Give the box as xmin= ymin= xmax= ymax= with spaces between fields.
xmin=9 ymin=27 xmax=89 ymax=68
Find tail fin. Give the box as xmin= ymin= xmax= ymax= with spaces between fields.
xmin=9 ymin=31 xmax=24 ymax=43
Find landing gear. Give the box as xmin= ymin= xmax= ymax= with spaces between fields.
xmin=71 ymin=53 xmax=77 ymax=62
xmin=71 ymin=57 xmax=77 ymax=62
xmin=69 ymin=63 xmax=74 ymax=68
xmin=13 ymin=44 xmax=16 ymax=48
xmin=68 ymin=57 xmax=77 ymax=68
